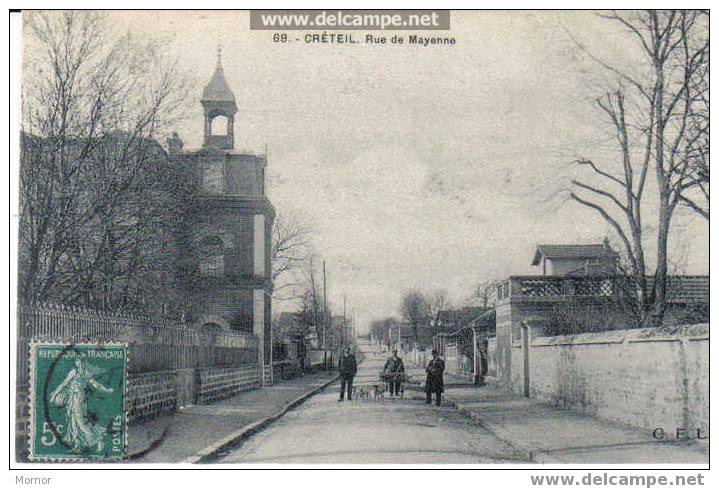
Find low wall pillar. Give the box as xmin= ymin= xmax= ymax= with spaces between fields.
xmin=521 ymin=322 xmax=530 ymax=397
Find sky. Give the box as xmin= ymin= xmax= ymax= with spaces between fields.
xmin=99 ymin=10 xmax=708 ymax=333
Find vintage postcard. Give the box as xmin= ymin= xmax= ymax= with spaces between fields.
xmin=11 ymin=8 xmax=709 ymax=471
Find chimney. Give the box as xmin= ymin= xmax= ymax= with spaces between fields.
xmin=167 ymin=132 xmax=183 ymax=155
xmin=603 ymin=236 xmax=611 ymax=253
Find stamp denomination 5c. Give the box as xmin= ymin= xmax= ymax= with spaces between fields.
xmin=29 ymin=342 xmax=128 ymax=461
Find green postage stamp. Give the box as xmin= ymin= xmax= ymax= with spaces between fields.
xmin=29 ymin=342 xmax=128 ymax=461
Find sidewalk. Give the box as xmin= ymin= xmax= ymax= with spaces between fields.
xmin=404 ymin=363 xmax=708 ymax=464
xmin=126 ymin=370 xmax=338 ymax=463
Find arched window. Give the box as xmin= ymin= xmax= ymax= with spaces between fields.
xmin=209 ymin=114 xmax=229 ymax=136
xmin=199 ymin=235 xmax=225 ymax=276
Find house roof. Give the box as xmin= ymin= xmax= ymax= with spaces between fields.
xmin=532 ymin=243 xmax=618 ymax=266
xmin=435 ymin=306 xmax=491 ymax=333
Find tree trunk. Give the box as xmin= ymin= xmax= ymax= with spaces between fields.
xmin=652 ymin=194 xmax=672 ymax=327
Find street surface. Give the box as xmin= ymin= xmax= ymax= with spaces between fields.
xmin=219 ymin=339 xmax=526 ymax=464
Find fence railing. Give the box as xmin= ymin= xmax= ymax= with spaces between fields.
xmin=16 ymin=304 xmax=258 ymax=388
xmin=495 ymin=275 xmax=708 ymax=303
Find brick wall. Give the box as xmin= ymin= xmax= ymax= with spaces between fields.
xmin=127 ymin=371 xmax=179 ymax=423
xmin=263 ymin=364 xmax=273 ymax=386
xmin=224 ymin=154 xmax=265 ymax=197
xmin=15 ymin=389 xmax=30 ymax=444
xmin=515 ymin=324 xmax=708 ymax=434
xmin=195 ymin=365 xmax=262 ymax=404
xmin=192 ymin=287 xmax=255 ymax=333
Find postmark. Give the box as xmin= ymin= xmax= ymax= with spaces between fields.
xmin=29 ymin=342 xmax=128 ymax=461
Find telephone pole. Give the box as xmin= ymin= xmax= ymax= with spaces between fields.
xmin=342 ymin=294 xmax=347 ymax=348
xmin=323 ymin=260 xmax=328 ymax=369
xmin=398 ymin=320 xmax=402 ymax=351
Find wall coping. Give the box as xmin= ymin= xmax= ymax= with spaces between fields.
xmin=531 ymin=323 xmax=709 ymax=347
xmin=196 ymin=364 xmax=259 ymax=373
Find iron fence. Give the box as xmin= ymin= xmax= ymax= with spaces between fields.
xmin=16 ymin=304 xmax=258 ymax=388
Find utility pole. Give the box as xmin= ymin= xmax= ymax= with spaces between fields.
xmin=323 ymin=260 xmax=328 ymax=369
xmin=269 ymin=299 xmax=273 ymax=386
xmin=472 ymin=326 xmax=479 ymax=386
xmin=343 ymin=294 xmax=347 ymax=348
xmin=398 ymin=320 xmax=402 ymax=351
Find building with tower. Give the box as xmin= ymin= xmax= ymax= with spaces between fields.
xmin=168 ymin=50 xmax=274 ymax=367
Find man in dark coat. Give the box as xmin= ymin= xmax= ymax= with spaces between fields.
xmin=338 ymin=346 xmax=357 ymax=401
xmin=383 ymin=349 xmax=405 ymax=397
xmin=425 ymin=349 xmax=445 ymax=406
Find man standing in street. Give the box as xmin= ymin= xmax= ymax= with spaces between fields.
xmin=425 ymin=349 xmax=445 ymax=406
xmin=338 ymin=346 xmax=357 ymax=402
xmin=383 ymin=349 xmax=405 ymax=397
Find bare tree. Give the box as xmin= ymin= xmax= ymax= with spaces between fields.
xmin=369 ymin=317 xmax=399 ymax=346
xmin=567 ymin=10 xmax=708 ymax=327
xmin=271 ymin=212 xmax=312 ymax=301
xmin=676 ymin=46 xmax=709 ymax=220
xmin=425 ymin=289 xmax=448 ymax=329
xmin=473 ymin=280 xmax=496 ymax=308
xmin=296 ymin=256 xmax=328 ymax=347
xmin=400 ymin=289 xmax=427 ymax=343
xmin=19 ymin=11 xmax=190 ymax=314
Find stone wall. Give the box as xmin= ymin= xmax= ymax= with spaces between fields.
xmin=493 ymin=275 xmax=709 ymax=387
xmin=513 ymin=324 xmax=708 ymax=435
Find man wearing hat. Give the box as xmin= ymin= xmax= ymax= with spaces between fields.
xmin=383 ymin=349 xmax=405 ymax=397
xmin=338 ymin=346 xmax=357 ymax=401
xmin=425 ymin=349 xmax=445 ymax=406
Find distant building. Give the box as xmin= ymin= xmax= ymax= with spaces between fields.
xmin=417 ymin=306 xmax=492 ymax=349
xmin=436 ymin=306 xmax=490 ymax=329
xmin=531 ymin=238 xmax=619 ymax=276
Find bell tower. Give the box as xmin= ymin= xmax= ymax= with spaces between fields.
xmin=201 ymin=48 xmax=237 ymax=150
xmin=169 ymin=47 xmax=275 ymax=378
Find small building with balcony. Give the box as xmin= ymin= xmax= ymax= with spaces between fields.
xmin=531 ymin=239 xmax=619 ymax=276
xmin=492 ymin=242 xmax=708 ymax=388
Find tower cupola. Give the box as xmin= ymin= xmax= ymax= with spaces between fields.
xmin=201 ymin=47 xmax=237 ymax=150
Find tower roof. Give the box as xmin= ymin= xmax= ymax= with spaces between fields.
xmin=202 ymin=48 xmax=236 ymax=103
